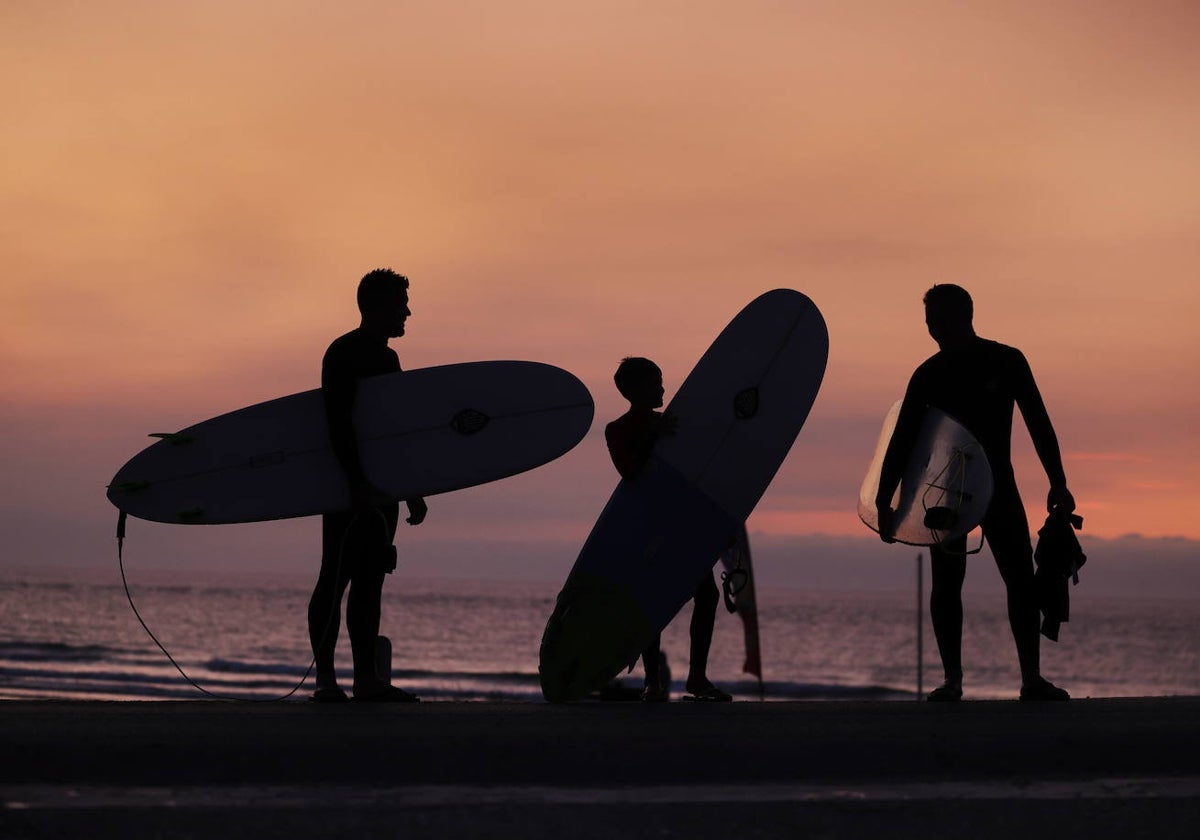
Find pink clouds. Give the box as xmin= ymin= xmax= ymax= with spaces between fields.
xmin=2 ymin=0 xmax=1198 ymax=585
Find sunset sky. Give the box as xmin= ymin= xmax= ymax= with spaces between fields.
xmin=3 ymin=1 xmax=1198 ymax=593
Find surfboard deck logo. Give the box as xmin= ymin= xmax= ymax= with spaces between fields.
xmin=539 ymin=289 xmax=828 ymax=702
xmin=107 ymin=361 xmax=594 ymax=525
xmin=857 ymin=400 xmax=994 ymax=546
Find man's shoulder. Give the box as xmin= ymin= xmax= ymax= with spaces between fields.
xmin=323 ymin=329 xmax=363 ymax=363
xmin=911 ymin=349 xmax=947 ymax=383
xmin=322 ymin=329 xmax=399 ymax=371
xmin=977 ymin=336 xmax=1019 ymax=353
xmin=605 ymin=410 xmax=656 ymax=438
xmin=920 ymin=337 xmax=1024 ymax=365
xmin=605 ymin=412 xmax=632 ymax=436
xmin=975 ymin=337 xmax=1028 ymax=367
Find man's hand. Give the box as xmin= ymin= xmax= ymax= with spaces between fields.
xmin=1047 ymin=484 xmax=1076 ymax=515
xmin=876 ymin=503 xmax=897 ymax=544
xmin=405 ymin=497 xmax=428 ymax=526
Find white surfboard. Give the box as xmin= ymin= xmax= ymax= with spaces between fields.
xmin=858 ymin=400 xmax=994 ymax=546
xmin=539 ymin=289 xmax=828 ymax=702
xmin=107 ymin=361 xmax=594 ymax=525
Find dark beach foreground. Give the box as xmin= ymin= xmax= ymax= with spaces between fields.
xmin=2 ymin=697 xmax=1198 ymax=839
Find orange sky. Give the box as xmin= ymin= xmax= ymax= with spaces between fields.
xmin=3 ymin=1 xmax=1199 ymax=577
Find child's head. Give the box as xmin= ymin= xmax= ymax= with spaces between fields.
xmin=614 ymin=357 xmax=664 ymax=408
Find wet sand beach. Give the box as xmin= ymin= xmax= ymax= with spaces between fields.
xmin=2 ymin=697 xmax=1198 ymax=838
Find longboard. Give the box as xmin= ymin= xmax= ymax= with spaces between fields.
xmin=538 ymin=289 xmax=828 ymax=702
xmin=857 ymin=400 xmax=994 ymax=546
xmin=107 ymin=361 xmax=594 ymax=525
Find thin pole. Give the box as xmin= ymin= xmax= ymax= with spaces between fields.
xmin=916 ymin=552 xmax=924 ymax=701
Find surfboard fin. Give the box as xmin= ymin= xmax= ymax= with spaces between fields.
xmin=149 ymin=432 xmax=195 ymax=446
xmin=108 ymin=480 xmax=150 ymax=493
xmin=923 ymin=506 xmax=958 ymax=530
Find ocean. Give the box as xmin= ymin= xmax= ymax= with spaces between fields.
xmin=1 ymin=564 xmax=1197 ymax=703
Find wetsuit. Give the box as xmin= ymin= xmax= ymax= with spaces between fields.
xmin=308 ymin=328 xmax=401 ymax=688
xmin=878 ymin=337 xmax=1067 ymax=682
xmin=605 ymin=410 xmax=720 ymax=692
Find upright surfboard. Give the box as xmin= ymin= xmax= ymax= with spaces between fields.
xmin=107 ymin=361 xmax=593 ymax=525
xmin=858 ymin=400 xmax=994 ymax=546
xmin=539 ymin=290 xmax=828 ymax=702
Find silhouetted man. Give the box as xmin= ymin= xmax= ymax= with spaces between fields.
xmin=876 ymin=284 xmax=1076 ymax=702
xmin=308 ymin=268 xmax=426 ymax=702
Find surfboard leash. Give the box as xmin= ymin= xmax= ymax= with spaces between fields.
xmin=113 ymin=510 xmax=363 ymax=703
xmin=922 ymin=446 xmax=985 ymax=555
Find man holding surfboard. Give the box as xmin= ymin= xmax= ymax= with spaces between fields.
xmin=308 ymin=268 xmax=426 ymax=703
xmin=875 ymin=284 xmax=1076 ymax=702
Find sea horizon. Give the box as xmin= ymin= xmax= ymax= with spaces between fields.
xmin=2 ymin=563 xmax=1197 ymax=704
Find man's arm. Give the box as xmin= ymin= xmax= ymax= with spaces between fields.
xmin=322 ymin=349 xmax=375 ymax=511
xmin=874 ymin=376 xmax=927 ymax=543
xmin=405 ymin=497 xmax=427 ymax=525
xmin=1013 ymin=350 xmax=1076 ymax=513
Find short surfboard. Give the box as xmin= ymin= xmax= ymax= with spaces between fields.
xmin=538 ymin=289 xmax=828 ymax=702
xmin=858 ymin=400 xmax=994 ymax=546
xmin=107 ymin=361 xmax=594 ymax=525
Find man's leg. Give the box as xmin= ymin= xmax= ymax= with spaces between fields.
xmin=929 ymin=538 xmax=967 ymax=698
xmin=347 ymin=564 xmax=387 ymax=695
xmin=984 ymin=488 xmax=1068 ymax=700
xmin=308 ymin=512 xmax=354 ymax=698
xmin=344 ymin=505 xmax=414 ymax=700
xmin=641 ymin=635 xmax=666 ymax=701
xmin=983 ymin=503 xmax=1039 ymax=681
xmin=685 ymin=572 xmax=730 ymax=700
xmin=686 ymin=573 xmax=719 ymax=685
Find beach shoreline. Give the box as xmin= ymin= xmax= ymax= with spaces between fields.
xmin=2 ymin=697 xmax=1197 ymax=838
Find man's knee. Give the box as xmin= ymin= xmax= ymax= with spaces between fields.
xmin=996 ymin=552 xmax=1035 ymax=590
xmin=930 ymin=547 xmax=967 ymax=589
xmin=987 ymin=530 xmax=1034 ymax=589
xmin=694 ymin=574 xmax=720 ymax=611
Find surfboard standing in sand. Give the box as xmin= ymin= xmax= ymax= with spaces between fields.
xmin=539 ymin=289 xmax=828 ymax=702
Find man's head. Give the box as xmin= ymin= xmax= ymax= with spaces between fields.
xmin=923 ymin=283 xmax=974 ymax=347
xmin=357 ymin=268 xmax=410 ymax=338
xmin=614 ymin=357 xmax=665 ymax=409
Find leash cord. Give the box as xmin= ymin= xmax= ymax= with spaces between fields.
xmin=115 ymin=510 xmax=382 ymax=702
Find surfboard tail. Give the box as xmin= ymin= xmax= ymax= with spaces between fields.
xmin=538 ymin=574 xmax=654 ymax=703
